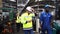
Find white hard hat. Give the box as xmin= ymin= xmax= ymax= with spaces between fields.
xmin=26 ymin=6 xmax=32 ymax=12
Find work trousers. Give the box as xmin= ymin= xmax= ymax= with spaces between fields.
xmin=23 ymin=29 xmax=34 ymax=34
xmin=42 ymin=25 xmax=52 ymax=34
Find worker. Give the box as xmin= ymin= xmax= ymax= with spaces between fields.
xmin=16 ymin=13 xmax=21 ymax=32
xmin=21 ymin=6 xmax=35 ymax=34
xmin=40 ymin=5 xmax=52 ymax=34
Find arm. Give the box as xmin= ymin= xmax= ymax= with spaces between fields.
xmin=39 ymin=13 xmax=43 ymax=29
xmin=31 ymin=13 xmax=35 ymax=17
xmin=40 ymin=13 xmax=43 ymax=25
xmin=20 ymin=14 xmax=26 ymax=24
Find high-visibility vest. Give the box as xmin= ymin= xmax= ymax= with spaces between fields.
xmin=21 ymin=12 xmax=35 ymax=28
xmin=16 ymin=16 xmax=21 ymax=23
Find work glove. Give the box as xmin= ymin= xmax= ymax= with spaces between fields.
xmin=25 ymin=20 xmax=32 ymax=24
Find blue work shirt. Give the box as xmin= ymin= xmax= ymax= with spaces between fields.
xmin=40 ymin=12 xmax=52 ymax=27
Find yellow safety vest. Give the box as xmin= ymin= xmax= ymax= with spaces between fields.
xmin=21 ymin=12 xmax=35 ymax=28
xmin=16 ymin=16 xmax=21 ymax=23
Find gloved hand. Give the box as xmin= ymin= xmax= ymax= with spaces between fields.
xmin=25 ymin=20 xmax=32 ymax=24
xmin=25 ymin=21 xmax=28 ymax=24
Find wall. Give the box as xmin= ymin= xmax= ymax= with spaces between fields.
xmin=0 ymin=0 xmax=2 ymax=13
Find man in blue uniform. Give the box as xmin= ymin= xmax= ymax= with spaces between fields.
xmin=40 ymin=5 xmax=52 ymax=34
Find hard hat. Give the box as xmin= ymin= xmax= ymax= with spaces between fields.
xmin=45 ymin=4 xmax=50 ymax=8
xmin=26 ymin=6 xmax=32 ymax=12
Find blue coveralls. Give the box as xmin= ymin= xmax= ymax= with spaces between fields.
xmin=40 ymin=12 xmax=52 ymax=34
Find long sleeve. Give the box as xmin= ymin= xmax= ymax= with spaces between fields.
xmin=20 ymin=14 xmax=26 ymax=24
xmin=16 ymin=16 xmax=21 ymax=23
xmin=30 ymin=13 xmax=35 ymax=18
xmin=39 ymin=12 xmax=44 ymax=25
xmin=40 ymin=13 xmax=43 ymax=21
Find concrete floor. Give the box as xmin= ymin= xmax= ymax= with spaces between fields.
xmin=11 ymin=24 xmax=39 ymax=34
xmin=15 ymin=31 xmax=39 ymax=34
xmin=14 ymin=29 xmax=39 ymax=34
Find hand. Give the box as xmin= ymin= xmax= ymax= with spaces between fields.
xmin=26 ymin=20 xmax=32 ymax=24
xmin=50 ymin=22 xmax=53 ymax=28
xmin=27 ymin=20 xmax=32 ymax=22
xmin=40 ymin=26 xmax=42 ymax=29
xmin=40 ymin=24 xmax=42 ymax=29
xmin=17 ymin=13 xmax=19 ymax=16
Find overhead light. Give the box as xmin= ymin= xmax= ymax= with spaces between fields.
xmin=35 ymin=0 xmax=43 ymax=2
xmin=10 ymin=0 xmax=16 ymax=2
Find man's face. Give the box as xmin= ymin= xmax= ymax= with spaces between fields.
xmin=45 ymin=8 xmax=50 ymax=12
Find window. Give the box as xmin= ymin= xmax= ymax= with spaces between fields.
xmin=2 ymin=12 xmax=9 ymax=16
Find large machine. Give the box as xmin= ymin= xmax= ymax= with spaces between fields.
xmin=0 ymin=8 xmax=14 ymax=21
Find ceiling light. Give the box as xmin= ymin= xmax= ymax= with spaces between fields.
xmin=10 ymin=0 xmax=15 ymax=2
